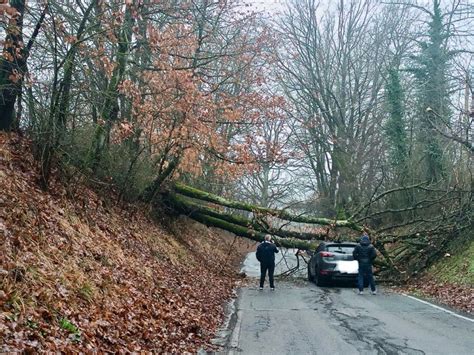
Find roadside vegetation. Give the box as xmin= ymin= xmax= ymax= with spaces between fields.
xmin=401 ymin=234 xmax=473 ymax=314
xmin=1 ymin=134 xmax=252 ymax=352
xmin=1 ymin=0 xmax=473 ymax=350
xmin=429 ymin=234 xmax=474 ymax=286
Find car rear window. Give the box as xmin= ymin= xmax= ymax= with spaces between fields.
xmin=326 ymin=245 xmax=355 ymax=254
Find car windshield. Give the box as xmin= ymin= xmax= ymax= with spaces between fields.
xmin=326 ymin=245 xmax=355 ymax=254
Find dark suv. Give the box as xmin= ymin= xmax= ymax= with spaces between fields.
xmin=307 ymin=242 xmax=358 ymax=286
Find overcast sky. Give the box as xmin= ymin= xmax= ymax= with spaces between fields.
xmin=250 ymin=0 xmax=286 ymax=14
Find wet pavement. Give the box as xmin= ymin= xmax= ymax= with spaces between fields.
xmin=240 ymin=248 xmax=307 ymax=279
xmin=219 ymin=252 xmax=474 ymax=355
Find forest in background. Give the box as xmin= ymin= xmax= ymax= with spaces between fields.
xmin=1 ymin=0 xmax=473 ymax=275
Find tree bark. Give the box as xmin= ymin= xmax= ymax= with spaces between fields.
xmin=173 ymin=182 xmax=363 ymax=230
xmin=0 ymin=0 xmax=25 ymax=131
xmin=38 ymin=1 xmax=96 ymax=189
xmin=89 ymin=4 xmax=133 ymax=169
xmin=165 ymin=183 xmax=399 ymax=268
xmin=141 ymin=156 xmax=180 ymax=203
xmin=186 ymin=212 xmax=318 ymax=250
xmin=165 ymin=192 xmax=328 ymax=241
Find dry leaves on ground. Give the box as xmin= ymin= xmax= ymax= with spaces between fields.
xmin=0 ymin=133 xmax=252 ymax=352
xmin=397 ymin=276 xmax=473 ymax=314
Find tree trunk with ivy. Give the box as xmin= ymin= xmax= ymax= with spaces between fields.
xmin=89 ymin=5 xmax=134 ymax=170
xmin=0 ymin=0 xmax=26 ymax=131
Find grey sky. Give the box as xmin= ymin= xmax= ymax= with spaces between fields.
xmin=249 ymin=0 xmax=286 ymax=13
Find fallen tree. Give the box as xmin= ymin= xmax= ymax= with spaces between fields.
xmin=165 ymin=192 xmax=328 ymax=241
xmin=173 ymin=182 xmax=363 ymax=230
xmin=163 ymin=189 xmax=391 ymax=269
xmin=162 ymin=182 xmax=471 ymax=276
xmin=185 ymin=212 xmax=318 ymax=250
xmin=161 ymin=184 xmax=367 ymax=250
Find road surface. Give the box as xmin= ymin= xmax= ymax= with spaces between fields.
xmin=221 ymin=251 xmax=474 ymax=354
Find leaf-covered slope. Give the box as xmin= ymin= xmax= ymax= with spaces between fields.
xmin=0 ymin=133 xmax=251 ymax=352
xmin=403 ymin=234 xmax=473 ymax=314
xmin=427 ymin=233 xmax=474 ymax=287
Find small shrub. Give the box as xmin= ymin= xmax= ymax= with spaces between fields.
xmin=26 ymin=318 xmax=39 ymax=329
xmin=60 ymin=125 xmax=155 ymax=201
xmin=59 ymin=317 xmax=82 ymax=343
xmin=59 ymin=317 xmax=78 ymax=333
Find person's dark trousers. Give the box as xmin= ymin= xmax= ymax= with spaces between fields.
xmin=260 ymin=262 xmax=275 ymax=288
xmin=357 ymin=264 xmax=376 ymax=292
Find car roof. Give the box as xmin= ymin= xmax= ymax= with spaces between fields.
xmin=321 ymin=242 xmax=358 ymax=246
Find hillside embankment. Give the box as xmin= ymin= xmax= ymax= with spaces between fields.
xmin=0 ymin=133 xmax=254 ymax=352
xmin=400 ymin=234 xmax=473 ymax=314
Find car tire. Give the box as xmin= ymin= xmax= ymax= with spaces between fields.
xmin=307 ymin=264 xmax=314 ymax=282
xmin=315 ymin=268 xmax=328 ymax=287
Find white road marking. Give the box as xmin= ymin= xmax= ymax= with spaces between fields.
xmin=404 ymin=294 xmax=474 ymax=323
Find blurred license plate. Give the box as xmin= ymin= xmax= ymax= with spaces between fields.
xmin=336 ymin=261 xmax=358 ymax=274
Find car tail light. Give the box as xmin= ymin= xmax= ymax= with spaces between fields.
xmin=320 ymin=251 xmax=334 ymax=257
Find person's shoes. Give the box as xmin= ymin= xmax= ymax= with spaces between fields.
xmin=259 ymin=287 xmax=263 ymax=291
xmin=358 ymin=290 xmax=364 ymax=295
xmin=371 ymin=290 xmax=377 ymax=295
xmin=270 ymin=287 xmax=275 ymax=291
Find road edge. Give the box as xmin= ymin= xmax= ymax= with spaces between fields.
xmin=402 ymin=293 xmax=474 ymax=322
xmin=197 ymin=287 xmax=243 ymax=354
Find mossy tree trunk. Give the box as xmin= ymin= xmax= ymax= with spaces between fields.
xmin=89 ymin=5 xmax=134 ymax=170
xmin=173 ymin=182 xmax=364 ymax=231
xmin=162 ymin=184 xmax=399 ymax=271
xmin=187 ymin=212 xmax=318 ymax=250
xmin=165 ymin=192 xmax=328 ymax=241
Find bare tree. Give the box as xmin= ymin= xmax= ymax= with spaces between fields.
xmin=235 ymin=98 xmax=294 ymax=208
xmin=277 ymin=0 xmax=411 ymax=215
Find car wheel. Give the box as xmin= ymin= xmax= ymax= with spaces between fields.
xmin=307 ymin=264 xmax=314 ymax=282
xmin=315 ymin=268 xmax=328 ymax=287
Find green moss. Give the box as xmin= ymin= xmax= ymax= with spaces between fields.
xmin=427 ymin=235 xmax=474 ymax=286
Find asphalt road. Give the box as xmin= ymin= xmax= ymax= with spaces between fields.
xmin=222 ymin=251 xmax=474 ymax=355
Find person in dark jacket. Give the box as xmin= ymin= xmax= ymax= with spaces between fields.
xmin=352 ymin=233 xmax=377 ymax=295
xmin=256 ymin=235 xmax=279 ymax=290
